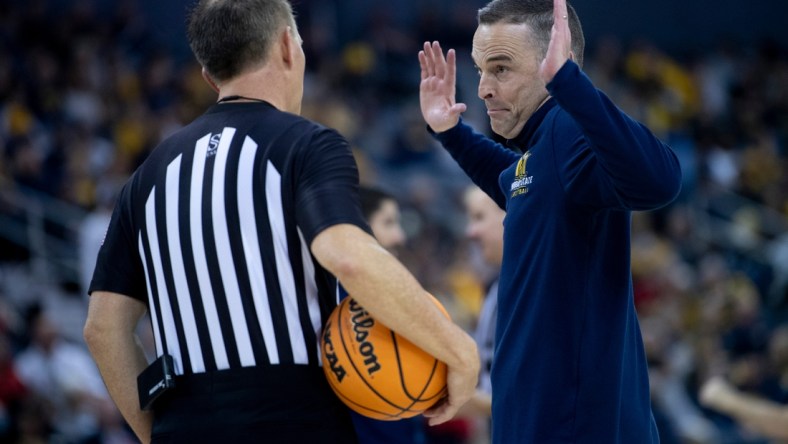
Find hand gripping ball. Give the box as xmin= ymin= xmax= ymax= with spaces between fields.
xmin=320 ymin=294 xmax=449 ymax=420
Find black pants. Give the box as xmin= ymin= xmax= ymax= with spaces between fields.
xmin=151 ymin=365 xmax=358 ymax=444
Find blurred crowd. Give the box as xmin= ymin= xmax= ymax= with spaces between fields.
xmin=0 ymin=1 xmax=786 ymax=443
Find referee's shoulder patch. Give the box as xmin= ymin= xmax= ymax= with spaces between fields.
xmin=207 ymin=133 xmax=221 ymax=157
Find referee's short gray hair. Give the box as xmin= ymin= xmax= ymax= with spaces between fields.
xmin=187 ymin=0 xmax=299 ymax=82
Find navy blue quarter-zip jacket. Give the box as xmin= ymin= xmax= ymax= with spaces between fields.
xmin=432 ymin=60 xmax=681 ymax=444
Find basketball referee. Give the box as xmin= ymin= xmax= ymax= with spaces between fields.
xmin=83 ymin=1 xmax=479 ymax=443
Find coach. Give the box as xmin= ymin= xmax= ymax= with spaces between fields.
xmin=418 ymin=0 xmax=682 ymax=442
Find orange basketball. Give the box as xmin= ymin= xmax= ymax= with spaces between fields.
xmin=320 ymin=294 xmax=449 ymax=420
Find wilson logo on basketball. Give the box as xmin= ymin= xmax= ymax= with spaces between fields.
xmin=322 ymin=319 xmax=347 ymax=382
xmin=348 ymin=299 xmax=382 ymax=376
xmin=319 ymin=295 xmax=448 ymax=420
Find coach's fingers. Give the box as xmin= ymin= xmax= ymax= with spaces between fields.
xmin=446 ymin=48 xmax=458 ymax=85
xmin=554 ymin=0 xmax=571 ymax=54
xmin=423 ymin=41 xmax=436 ymax=78
xmin=554 ymin=0 xmax=569 ymax=25
xmin=540 ymin=0 xmax=572 ymax=82
xmin=432 ymin=41 xmax=446 ymax=80
xmin=418 ymin=50 xmax=428 ymax=81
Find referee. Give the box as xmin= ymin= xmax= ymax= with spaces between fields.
xmin=82 ymin=1 xmax=479 ymax=443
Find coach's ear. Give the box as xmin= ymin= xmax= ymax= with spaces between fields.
xmin=201 ymin=68 xmax=220 ymax=93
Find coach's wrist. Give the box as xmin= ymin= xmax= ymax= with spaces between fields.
xmin=426 ymin=117 xmax=462 ymax=136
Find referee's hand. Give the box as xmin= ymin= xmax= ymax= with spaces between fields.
xmin=423 ymin=332 xmax=480 ymax=426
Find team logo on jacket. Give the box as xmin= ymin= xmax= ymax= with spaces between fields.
xmin=510 ymin=152 xmax=533 ymax=197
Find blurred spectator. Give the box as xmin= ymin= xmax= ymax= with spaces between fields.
xmin=351 ymin=185 xmax=428 ymax=444
xmin=13 ymin=303 xmax=131 ymax=443
xmin=453 ymin=186 xmax=505 ymax=444
xmin=700 ymin=375 xmax=788 ymax=441
xmin=0 ymin=332 xmax=27 ymax=441
xmin=77 ymin=183 xmax=120 ymax=297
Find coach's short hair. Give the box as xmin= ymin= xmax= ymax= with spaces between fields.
xmin=478 ymin=0 xmax=585 ymax=67
xmin=187 ymin=0 xmax=297 ymax=82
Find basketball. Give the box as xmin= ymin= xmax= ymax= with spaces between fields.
xmin=320 ymin=294 xmax=449 ymax=420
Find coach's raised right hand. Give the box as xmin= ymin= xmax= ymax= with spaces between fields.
xmin=419 ymin=41 xmax=467 ymax=134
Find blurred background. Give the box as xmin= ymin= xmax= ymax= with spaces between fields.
xmin=0 ymin=0 xmax=786 ymax=443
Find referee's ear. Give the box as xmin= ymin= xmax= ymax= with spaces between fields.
xmin=280 ymin=26 xmax=299 ymax=70
xmin=201 ymin=68 xmax=220 ymax=93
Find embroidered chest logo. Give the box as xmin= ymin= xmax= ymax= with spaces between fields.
xmin=207 ymin=133 xmax=221 ymax=157
xmin=510 ymin=151 xmax=533 ymax=197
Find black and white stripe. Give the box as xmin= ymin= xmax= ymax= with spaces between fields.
xmin=138 ymin=127 xmax=322 ymax=375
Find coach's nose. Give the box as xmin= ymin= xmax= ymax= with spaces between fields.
xmin=478 ymin=73 xmax=495 ymax=100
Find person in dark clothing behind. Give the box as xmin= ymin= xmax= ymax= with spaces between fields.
xmin=82 ymin=1 xmax=480 ymax=443
xmin=359 ymin=187 xmax=407 ymax=258
xmin=417 ymin=0 xmax=682 ymax=442
xmin=350 ymin=186 xmax=427 ymax=444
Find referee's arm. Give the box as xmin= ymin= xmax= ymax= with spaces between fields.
xmin=311 ymin=223 xmax=480 ymax=426
xmin=84 ymin=292 xmax=153 ymax=444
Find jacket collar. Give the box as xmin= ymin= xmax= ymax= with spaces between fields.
xmin=506 ymin=98 xmax=557 ymax=151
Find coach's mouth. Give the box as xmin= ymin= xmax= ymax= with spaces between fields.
xmin=487 ymin=108 xmax=508 ymax=117
xmin=485 ymin=101 xmax=508 ymax=114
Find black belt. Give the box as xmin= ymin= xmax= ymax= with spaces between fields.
xmin=171 ymin=364 xmax=326 ymax=395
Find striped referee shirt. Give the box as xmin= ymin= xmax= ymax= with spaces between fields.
xmin=90 ymin=101 xmax=368 ymax=376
